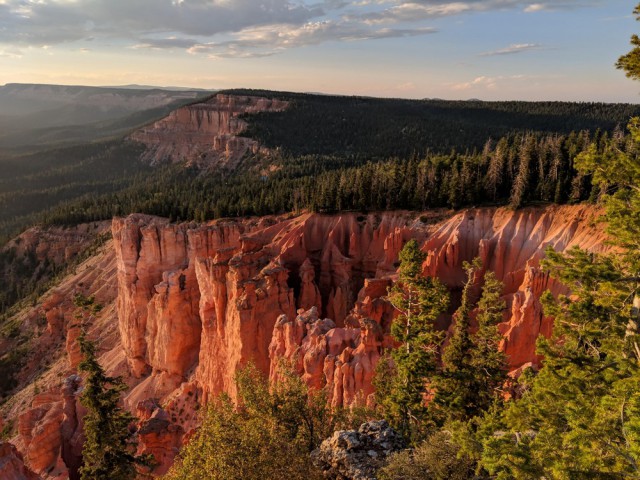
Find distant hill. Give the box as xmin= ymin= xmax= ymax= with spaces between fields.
xmin=0 ymin=83 xmax=213 ymax=152
xmin=103 ymin=84 xmax=212 ymax=92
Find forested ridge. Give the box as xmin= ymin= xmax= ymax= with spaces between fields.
xmin=37 ymin=129 xmax=613 ymax=225
xmin=2 ymin=89 xmax=638 ymax=242
xmin=228 ymin=88 xmax=640 ymax=157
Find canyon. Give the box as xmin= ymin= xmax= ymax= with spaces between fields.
xmin=0 ymin=205 xmax=610 ymax=478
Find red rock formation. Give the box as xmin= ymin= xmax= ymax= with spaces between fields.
xmin=269 ymin=308 xmax=384 ymax=408
xmin=3 ymin=222 xmax=110 ymax=267
xmin=135 ymin=400 xmax=183 ymax=476
xmin=130 ymin=94 xmax=288 ymax=169
xmin=1 ymin=205 xmax=610 ymax=478
xmin=422 ymin=205 xmax=608 ymax=369
xmin=112 ymin=207 xmax=608 ymax=413
xmin=0 ymin=442 xmax=39 ymax=480
xmin=0 ymin=226 xmax=117 ymax=480
xmin=16 ymin=376 xmax=83 ymax=480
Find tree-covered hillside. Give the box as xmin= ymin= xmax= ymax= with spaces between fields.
xmin=227 ymin=88 xmax=640 ymax=158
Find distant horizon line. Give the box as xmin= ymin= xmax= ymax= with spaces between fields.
xmin=1 ymin=81 xmax=639 ymax=105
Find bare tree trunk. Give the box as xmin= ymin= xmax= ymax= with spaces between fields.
xmin=627 ymin=293 xmax=640 ymax=361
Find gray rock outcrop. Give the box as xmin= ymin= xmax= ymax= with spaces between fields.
xmin=311 ymin=420 xmax=405 ymax=480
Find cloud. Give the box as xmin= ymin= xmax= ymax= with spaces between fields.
xmin=449 ymin=73 xmax=548 ymax=91
xmin=175 ymin=21 xmax=437 ymax=58
xmin=480 ymin=43 xmax=542 ymax=56
xmin=351 ymin=0 xmax=601 ymax=24
xmin=0 ymin=0 xmax=322 ymax=46
xmin=0 ymin=0 xmax=601 ymax=58
xmin=0 ymin=47 xmax=22 ymax=58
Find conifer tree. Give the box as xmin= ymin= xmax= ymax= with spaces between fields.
xmin=433 ymin=260 xmax=507 ymax=424
xmin=74 ymin=293 xmax=148 ymax=480
xmin=478 ymin=248 xmax=640 ymax=479
xmin=78 ymin=333 xmax=147 ymax=480
xmin=375 ymin=239 xmax=449 ymax=441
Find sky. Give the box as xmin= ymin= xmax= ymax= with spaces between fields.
xmin=0 ymin=0 xmax=639 ymax=102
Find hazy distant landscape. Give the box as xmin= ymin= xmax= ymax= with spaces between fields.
xmin=1 ymin=1 xmax=640 ymax=480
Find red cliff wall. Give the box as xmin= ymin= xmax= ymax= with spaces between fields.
xmin=1 ymin=206 xmax=609 ymax=477
xmin=112 ymin=206 xmax=608 ymax=411
xmin=129 ymin=94 xmax=288 ymax=169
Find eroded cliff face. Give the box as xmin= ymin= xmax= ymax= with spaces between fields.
xmin=0 ymin=442 xmax=39 ymax=480
xmin=1 ymin=206 xmax=610 ymax=477
xmin=113 ymin=205 xmax=609 ymax=412
xmin=129 ymin=94 xmax=288 ymax=169
xmin=0 ymin=224 xmax=120 ymax=480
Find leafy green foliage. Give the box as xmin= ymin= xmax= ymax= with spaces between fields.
xmin=375 ymin=239 xmax=449 ymax=441
xmin=77 ymin=296 xmax=149 ymax=480
xmin=379 ymin=431 xmax=479 ymax=480
xmin=166 ymin=364 xmax=364 ymax=480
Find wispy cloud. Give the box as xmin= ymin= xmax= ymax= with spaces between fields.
xmin=450 ymin=74 xmax=528 ymax=91
xmin=152 ymin=22 xmax=438 ymax=58
xmin=480 ymin=43 xmax=542 ymax=56
xmin=0 ymin=0 xmax=602 ymax=58
xmin=350 ymin=0 xmax=601 ymax=24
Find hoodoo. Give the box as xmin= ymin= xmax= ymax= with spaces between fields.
xmin=0 ymin=205 xmax=611 ymax=477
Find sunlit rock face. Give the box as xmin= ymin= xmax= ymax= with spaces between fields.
xmin=0 ymin=441 xmax=39 ymax=480
xmin=130 ymin=94 xmax=289 ymax=169
xmin=114 ymin=205 xmax=607 ymax=409
xmin=2 ymin=205 xmax=609 ymax=477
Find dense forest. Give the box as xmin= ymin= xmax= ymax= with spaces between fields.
xmin=39 ymin=128 xmax=611 ymax=226
xmin=231 ymin=88 xmax=640 ymax=157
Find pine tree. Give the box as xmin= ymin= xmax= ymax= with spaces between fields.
xmin=78 ymin=333 xmax=149 ymax=480
xmin=478 ymin=248 xmax=640 ymax=479
xmin=509 ymin=135 xmax=534 ymax=209
xmin=74 ymin=294 xmax=148 ymax=480
xmin=432 ymin=260 xmax=507 ymax=424
xmin=374 ymin=239 xmax=450 ymax=441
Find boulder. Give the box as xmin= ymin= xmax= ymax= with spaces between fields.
xmin=311 ymin=420 xmax=405 ymax=480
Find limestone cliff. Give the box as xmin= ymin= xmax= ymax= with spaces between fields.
xmin=130 ymin=94 xmax=288 ymax=169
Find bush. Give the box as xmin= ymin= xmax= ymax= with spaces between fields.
xmin=379 ymin=431 xmax=479 ymax=480
xmin=165 ymin=364 xmax=365 ymax=480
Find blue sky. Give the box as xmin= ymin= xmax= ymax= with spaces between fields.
xmin=0 ymin=0 xmax=638 ymax=102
